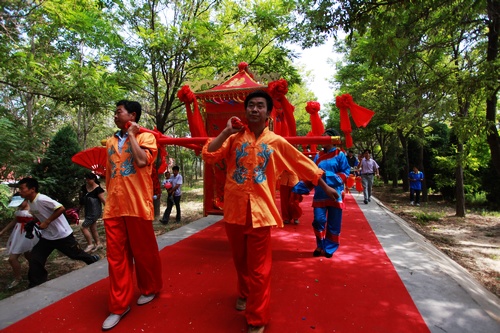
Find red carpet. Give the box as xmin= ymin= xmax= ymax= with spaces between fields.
xmin=4 ymin=193 xmax=429 ymax=333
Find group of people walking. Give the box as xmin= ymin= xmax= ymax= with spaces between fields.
xmin=0 ymin=91 xmax=424 ymax=333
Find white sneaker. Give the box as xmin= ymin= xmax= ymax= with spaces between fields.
xmin=410 ymin=201 xmax=414 ymax=206
xmin=293 ymin=219 xmax=300 ymax=224
xmin=416 ymin=203 xmax=420 ymax=206
xmin=102 ymin=307 xmax=130 ymax=330
xmin=137 ymin=294 xmax=156 ymax=305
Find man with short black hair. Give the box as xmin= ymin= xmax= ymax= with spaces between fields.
xmin=101 ymin=100 xmax=163 ymax=330
xmin=346 ymin=150 xmax=358 ymax=171
xmin=203 ymin=90 xmax=338 ymax=333
xmin=160 ymin=165 xmax=183 ymax=224
xmin=358 ymin=149 xmax=380 ymax=204
xmin=17 ymin=177 xmax=99 ymax=288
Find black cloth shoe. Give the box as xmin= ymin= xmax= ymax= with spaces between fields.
xmin=313 ymin=249 xmax=323 ymax=257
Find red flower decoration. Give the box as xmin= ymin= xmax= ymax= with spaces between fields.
xmin=238 ymin=62 xmax=248 ymax=71
xmin=268 ymin=79 xmax=288 ymax=98
xmin=335 ymin=93 xmax=375 ymax=148
xmin=336 ymin=94 xmax=354 ymax=110
xmin=177 ymin=85 xmax=196 ymax=104
xmin=305 ymin=101 xmax=321 ymax=115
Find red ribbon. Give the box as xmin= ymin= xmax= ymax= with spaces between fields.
xmin=335 ymin=94 xmax=375 ymax=148
xmin=177 ymin=85 xmax=208 ymax=137
xmin=305 ymin=101 xmax=324 ymax=136
xmin=268 ymin=79 xmax=296 ymax=136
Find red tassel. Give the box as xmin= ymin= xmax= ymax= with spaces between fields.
xmin=336 ymin=93 xmax=375 ymax=148
xmin=306 ymin=101 xmax=324 ymax=136
xmin=268 ymin=79 xmax=296 ymax=136
xmin=177 ymin=85 xmax=207 ymax=137
xmin=339 ymin=107 xmax=352 ymax=147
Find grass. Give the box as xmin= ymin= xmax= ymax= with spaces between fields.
xmin=414 ymin=211 xmax=443 ymax=225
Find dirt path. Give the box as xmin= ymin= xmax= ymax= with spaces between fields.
xmin=372 ymin=185 xmax=500 ymax=298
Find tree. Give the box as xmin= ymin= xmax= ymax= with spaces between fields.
xmin=111 ymin=0 xmax=302 ymax=137
xmin=295 ymin=1 xmax=497 ymax=216
xmin=293 ymin=0 xmax=500 ymax=177
xmin=0 ymin=0 xmax=125 ymax=152
xmin=32 ymin=125 xmax=86 ymax=209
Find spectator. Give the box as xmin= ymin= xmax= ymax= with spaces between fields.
xmin=346 ymin=150 xmax=359 ymax=174
xmin=408 ymin=166 xmax=424 ymax=206
xmin=101 ymin=100 xmax=163 ymax=330
xmin=202 ymin=90 xmax=338 ymax=333
xmin=358 ymin=149 xmax=380 ymax=204
xmin=79 ymin=173 xmax=105 ymax=252
xmin=16 ymin=177 xmax=99 ymax=288
xmin=162 ymin=171 xmax=171 ymax=188
xmin=0 ymin=194 xmax=39 ymax=289
xmin=160 ymin=165 xmax=183 ymax=224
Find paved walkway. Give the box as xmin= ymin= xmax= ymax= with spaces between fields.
xmin=0 ymin=195 xmax=499 ymax=332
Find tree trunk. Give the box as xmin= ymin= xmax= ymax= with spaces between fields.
xmin=398 ymin=128 xmax=409 ymax=191
xmin=417 ymin=143 xmax=427 ymax=203
xmin=455 ymin=146 xmax=466 ymax=217
xmin=486 ymin=0 xmax=500 ymax=177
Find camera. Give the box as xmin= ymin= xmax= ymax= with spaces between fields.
xmin=25 ymin=220 xmax=41 ymax=239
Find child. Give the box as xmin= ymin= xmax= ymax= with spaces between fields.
xmin=0 ymin=194 xmax=39 ymax=289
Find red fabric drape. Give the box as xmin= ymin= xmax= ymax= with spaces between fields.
xmin=177 ymin=85 xmax=208 ymax=137
xmin=335 ymin=94 xmax=375 ymax=148
xmin=268 ymin=79 xmax=296 ymax=137
xmin=305 ymin=101 xmax=324 ymax=136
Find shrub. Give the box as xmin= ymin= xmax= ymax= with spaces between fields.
xmin=414 ymin=211 xmax=443 ymax=224
xmin=0 ymin=184 xmax=16 ymax=223
xmin=32 ymin=126 xmax=86 ymax=208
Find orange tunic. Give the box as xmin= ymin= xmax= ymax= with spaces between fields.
xmin=202 ymin=127 xmax=323 ymax=228
xmin=103 ymin=132 xmax=157 ymax=220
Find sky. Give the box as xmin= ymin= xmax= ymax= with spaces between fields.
xmin=291 ymin=38 xmax=343 ymax=107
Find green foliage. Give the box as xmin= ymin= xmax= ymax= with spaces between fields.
xmin=0 ymin=185 xmax=16 ymax=223
xmin=464 ymin=191 xmax=488 ymax=206
xmin=286 ymin=67 xmax=318 ymax=136
xmin=414 ymin=211 xmax=443 ymax=224
xmin=0 ymin=114 xmax=39 ymax=178
xmin=482 ymin=159 xmax=500 ymax=210
xmin=32 ymin=125 xmax=86 ymax=208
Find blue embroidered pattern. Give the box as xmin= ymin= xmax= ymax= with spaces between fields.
xmin=120 ymin=145 xmax=137 ymax=176
xmin=231 ymin=141 xmax=274 ymax=184
xmin=109 ymin=143 xmax=137 ymax=178
xmin=254 ymin=143 xmax=273 ymax=183
xmin=108 ymin=147 xmax=118 ymax=178
xmin=232 ymin=142 xmax=249 ymax=184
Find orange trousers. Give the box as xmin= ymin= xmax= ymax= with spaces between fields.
xmin=104 ymin=216 xmax=163 ymax=314
xmin=225 ymin=211 xmax=272 ymax=327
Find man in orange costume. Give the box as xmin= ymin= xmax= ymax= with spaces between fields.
xmin=101 ymin=100 xmax=163 ymax=331
xmin=202 ymin=91 xmax=338 ymax=333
